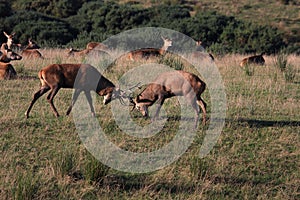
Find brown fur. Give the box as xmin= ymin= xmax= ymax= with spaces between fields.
xmin=128 ymin=37 xmax=172 ymax=61
xmin=0 ymin=62 xmax=17 ymax=80
xmin=0 ymin=43 xmax=21 ymax=79
xmin=86 ymin=42 xmax=109 ymax=51
xmin=25 ymin=64 xmax=118 ymax=118
xmin=67 ymin=48 xmax=90 ymax=57
xmin=132 ymin=70 xmax=207 ymax=128
xmin=24 ymin=38 xmax=40 ymax=49
xmin=0 ymin=43 xmax=22 ymax=63
xmin=240 ymin=53 xmax=265 ymax=67
xmin=21 ymin=49 xmax=43 ymax=59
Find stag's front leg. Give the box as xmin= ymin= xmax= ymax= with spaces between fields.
xmin=66 ymin=89 xmax=82 ymax=116
xmin=153 ymin=97 xmax=165 ymax=121
xmin=85 ymin=91 xmax=96 ymax=117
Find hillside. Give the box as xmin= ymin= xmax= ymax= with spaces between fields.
xmin=119 ymin=0 xmax=300 ymax=51
xmin=0 ymin=0 xmax=299 ymax=53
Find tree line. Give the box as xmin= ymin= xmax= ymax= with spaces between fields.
xmin=0 ymin=0 xmax=296 ymax=55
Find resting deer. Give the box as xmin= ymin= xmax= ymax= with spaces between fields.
xmin=0 ymin=43 xmax=22 ymax=62
xmin=25 ymin=63 xmax=126 ymax=118
xmin=240 ymin=52 xmax=265 ymax=67
xmin=86 ymin=42 xmax=109 ymax=51
xmin=67 ymin=48 xmax=90 ymax=57
xmin=24 ymin=38 xmax=40 ymax=49
xmin=21 ymin=39 xmax=43 ymax=58
xmin=130 ymin=70 xmax=207 ymax=128
xmin=128 ymin=37 xmax=172 ymax=61
xmin=0 ymin=43 xmax=22 ymax=79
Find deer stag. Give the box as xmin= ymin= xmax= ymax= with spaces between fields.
xmin=0 ymin=43 xmax=22 ymax=80
xmin=128 ymin=37 xmax=172 ymax=61
xmin=3 ymin=31 xmax=21 ymax=49
xmin=240 ymin=52 xmax=265 ymax=67
xmin=25 ymin=63 xmax=126 ymax=118
xmin=130 ymin=70 xmax=207 ymax=128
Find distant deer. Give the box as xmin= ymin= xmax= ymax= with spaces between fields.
xmin=21 ymin=38 xmax=43 ymax=59
xmin=128 ymin=37 xmax=172 ymax=61
xmin=191 ymin=40 xmax=214 ymax=62
xmin=130 ymin=70 xmax=207 ymax=128
xmin=0 ymin=43 xmax=22 ymax=63
xmin=0 ymin=43 xmax=22 ymax=79
xmin=25 ymin=63 xmax=126 ymax=118
xmin=67 ymin=48 xmax=90 ymax=57
xmin=3 ymin=31 xmax=21 ymax=49
xmin=24 ymin=38 xmax=40 ymax=49
xmin=86 ymin=42 xmax=109 ymax=51
xmin=240 ymin=52 xmax=265 ymax=67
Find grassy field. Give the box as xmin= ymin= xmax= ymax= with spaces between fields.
xmin=0 ymin=49 xmax=299 ymax=199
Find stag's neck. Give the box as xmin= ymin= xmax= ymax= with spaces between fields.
xmin=96 ymin=77 xmax=115 ymax=96
xmin=97 ymin=86 xmax=114 ymax=96
xmin=159 ymin=45 xmax=169 ymax=55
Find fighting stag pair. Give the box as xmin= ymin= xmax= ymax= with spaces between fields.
xmin=25 ymin=65 xmax=207 ymax=128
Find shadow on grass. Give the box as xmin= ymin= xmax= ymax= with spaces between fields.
xmin=102 ymin=174 xmax=197 ymax=194
xmin=232 ymin=118 xmax=300 ymax=128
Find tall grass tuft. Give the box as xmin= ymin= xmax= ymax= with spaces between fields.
xmin=82 ymin=152 xmax=110 ymax=184
xmin=158 ymin=55 xmax=184 ymax=70
xmin=11 ymin=171 xmax=40 ymax=200
xmin=243 ymin=64 xmax=255 ymax=76
xmin=52 ymin=150 xmax=77 ymax=178
xmin=275 ymin=53 xmax=288 ymax=72
xmin=189 ymin=157 xmax=209 ymax=180
xmin=283 ymin=64 xmax=296 ymax=82
xmin=275 ymin=53 xmax=296 ymax=82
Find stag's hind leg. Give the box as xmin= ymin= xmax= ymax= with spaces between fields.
xmin=46 ymin=86 xmax=60 ymax=117
xmin=25 ymin=86 xmax=50 ymax=118
xmin=197 ymin=97 xmax=207 ymax=125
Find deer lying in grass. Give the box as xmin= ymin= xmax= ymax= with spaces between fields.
xmin=130 ymin=70 xmax=207 ymax=128
xmin=86 ymin=42 xmax=109 ymax=51
xmin=0 ymin=43 xmax=22 ymax=80
xmin=128 ymin=37 xmax=172 ymax=61
xmin=0 ymin=43 xmax=22 ymax=62
xmin=24 ymin=38 xmax=40 ymax=49
xmin=25 ymin=63 xmax=126 ymax=118
xmin=67 ymin=48 xmax=90 ymax=57
xmin=21 ymin=39 xmax=43 ymax=59
xmin=240 ymin=52 xmax=265 ymax=67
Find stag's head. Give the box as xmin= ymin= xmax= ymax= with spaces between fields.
xmin=0 ymin=43 xmax=22 ymax=62
xmin=7 ymin=49 xmax=22 ymax=60
xmin=103 ymin=88 xmax=129 ymax=105
xmin=129 ymin=95 xmax=149 ymax=117
xmin=161 ymin=36 xmax=172 ymax=49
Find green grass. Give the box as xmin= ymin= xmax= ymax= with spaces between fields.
xmin=0 ymin=51 xmax=299 ymax=199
